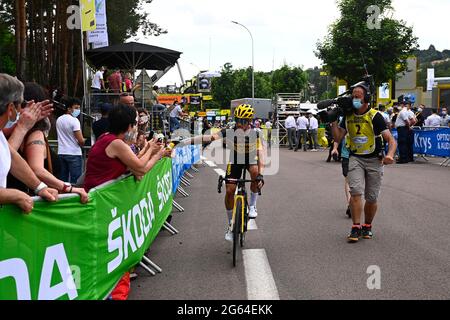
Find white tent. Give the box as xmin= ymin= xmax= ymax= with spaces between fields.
xmin=198 ymin=71 xmax=221 ymax=78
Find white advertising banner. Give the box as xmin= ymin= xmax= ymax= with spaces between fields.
xmin=87 ymin=0 xmax=109 ymax=48
xmin=427 ymin=68 xmax=435 ymax=91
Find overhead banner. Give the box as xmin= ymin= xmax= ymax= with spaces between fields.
xmin=87 ymin=0 xmax=109 ymax=48
xmin=413 ymin=128 xmax=450 ymax=157
xmin=0 ymin=159 xmax=173 ymax=300
xmin=80 ymin=0 xmax=97 ymax=32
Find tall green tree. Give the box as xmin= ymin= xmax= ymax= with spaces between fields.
xmin=107 ymin=0 xmax=167 ymax=45
xmin=316 ymin=0 xmax=418 ymax=86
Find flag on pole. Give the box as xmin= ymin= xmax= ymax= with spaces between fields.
xmin=80 ymin=0 xmax=96 ymax=31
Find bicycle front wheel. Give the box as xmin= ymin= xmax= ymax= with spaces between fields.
xmin=233 ymin=198 xmax=243 ymax=267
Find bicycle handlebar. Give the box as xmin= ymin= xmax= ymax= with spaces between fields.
xmin=217 ymin=176 xmax=262 ymax=195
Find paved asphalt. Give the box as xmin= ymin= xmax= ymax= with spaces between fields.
xmin=130 ymin=148 xmax=450 ymax=300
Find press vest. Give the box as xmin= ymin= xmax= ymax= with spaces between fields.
xmin=345 ymin=109 xmax=381 ymax=155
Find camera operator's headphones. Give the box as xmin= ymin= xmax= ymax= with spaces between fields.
xmin=352 ymin=83 xmax=372 ymax=104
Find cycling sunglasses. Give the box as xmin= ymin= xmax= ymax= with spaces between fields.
xmin=235 ymin=118 xmax=251 ymax=125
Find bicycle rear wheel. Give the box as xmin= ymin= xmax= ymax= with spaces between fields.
xmin=233 ymin=199 xmax=243 ymax=267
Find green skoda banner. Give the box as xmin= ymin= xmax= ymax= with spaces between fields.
xmin=0 ymin=158 xmax=173 ymax=300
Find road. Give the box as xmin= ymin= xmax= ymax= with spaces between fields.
xmin=129 ymin=148 xmax=450 ymax=300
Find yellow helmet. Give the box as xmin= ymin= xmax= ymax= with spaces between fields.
xmin=234 ymin=104 xmax=255 ymax=120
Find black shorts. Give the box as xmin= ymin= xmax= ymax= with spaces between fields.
xmin=225 ymin=163 xmax=256 ymax=182
xmin=342 ymin=157 xmax=349 ymax=178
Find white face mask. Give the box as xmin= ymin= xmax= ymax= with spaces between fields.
xmin=5 ymin=107 xmax=20 ymax=129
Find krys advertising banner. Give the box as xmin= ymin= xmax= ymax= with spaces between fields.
xmin=413 ymin=128 xmax=450 ymax=157
xmin=0 ymin=158 xmax=173 ymax=300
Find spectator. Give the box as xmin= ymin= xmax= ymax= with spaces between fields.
xmin=0 ymin=73 xmax=58 ymax=213
xmin=150 ymin=86 xmax=159 ymax=106
xmin=295 ymin=113 xmax=309 ymax=152
xmin=120 ymin=93 xmax=135 ymax=109
xmin=108 ymin=69 xmax=123 ymax=93
xmin=56 ymin=97 xmax=85 ymax=184
xmin=265 ymin=119 xmax=272 ymax=147
xmin=92 ymin=103 xmax=112 ymax=141
xmin=169 ymin=101 xmax=187 ymax=133
xmin=84 ymin=104 xmax=167 ymax=299
xmin=84 ymin=103 xmax=167 ymax=190
xmin=425 ymin=109 xmax=443 ymax=127
xmin=136 ymin=131 xmax=147 ymax=153
xmin=123 ymin=73 xmax=133 ymax=93
xmin=285 ymin=114 xmax=297 ymax=150
xmin=12 ymin=83 xmax=88 ymax=203
xmin=91 ymin=66 xmax=105 ymax=111
xmin=308 ymin=113 xmax=319 ymax=151
xmin=414 ymin=105 xmax=425 ymax=127
xmin=138 ymin=108 xmax=150 ymax=135
xmin=378 ymin=105 xmax=391 ymax=129
xmin=441 ymin=107 xmax=450 ymax=127
xmin=391 ymin=106 xmax=400 ymax=128
xmin=395 ymin=102 xmax=416 ymax=163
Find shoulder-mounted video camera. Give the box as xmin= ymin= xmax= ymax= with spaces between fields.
xmin=317 ymin=75 xmax=375 ymax=123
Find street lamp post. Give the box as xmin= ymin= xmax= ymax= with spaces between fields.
xmin=232 ymin=21 xmax=254 ymax=107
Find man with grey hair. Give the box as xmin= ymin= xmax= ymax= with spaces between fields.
xmin=0 ymin=73 xmax=59 ymax=213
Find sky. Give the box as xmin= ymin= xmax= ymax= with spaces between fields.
xmin=133 ymin=0 xmax=450 ymax=87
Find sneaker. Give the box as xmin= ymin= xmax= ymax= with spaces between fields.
xmin=225 ymin=225 xmax=233 ymax=242
xmin=130 ymin=272 xmax=138 ymax=281
xmin=362 ymin=225 xmax=373 ymax=239
xmin=347 ymin=226 xmax=361 ymax=243
xmin=249 ymin=206 xmax=258 ymax=219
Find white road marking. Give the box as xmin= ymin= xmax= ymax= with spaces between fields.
xmin=205 ymin=160 xmax=217 ymax=167
xmin=247 ymin=219 xmax=258 ymax=230
xmin=243 ymin=249 xmax=280 ymax=300
xmin=214 ymin=168 xmax=226 ymax=177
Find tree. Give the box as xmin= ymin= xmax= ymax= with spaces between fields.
xmin=107 ymin=0 xmax=167 ymax=45
xmin=271 ymin=65 xmax=307 ymax=94
xmin=0 ymin=0 xmax=165 ymax=97
xmin=316 ymin=0 xmax=418 ymax=86
xmin=211 ymin=63 xmax=308 ymax=109
xmin=0 ymin=22 xmax=16 ymax=74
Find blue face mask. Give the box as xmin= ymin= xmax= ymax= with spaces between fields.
xmin=5 ymin=109 xmax=20 ymax=129
xmin=72 ymin=109 xmax=81 ymax=118
xmin=353 ymin=99 xmax=363 ymax=110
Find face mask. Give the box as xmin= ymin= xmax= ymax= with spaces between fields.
xmin=353 ymin=99 xmax=363 ymax=110
xmin=5 ymin=108 xmax=20 ymax=129
xmin=443 ymin=112 xmax=448 ymax=116
xmin=72 ymin=109 xmax=81 ymax=118
xmin=139 ymin=115 xmax=149 ymax=124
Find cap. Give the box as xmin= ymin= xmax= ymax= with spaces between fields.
xmin=100 ymin=103 xmax=113 ymax=113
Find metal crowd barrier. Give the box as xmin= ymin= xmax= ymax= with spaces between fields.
xmin=141 ymin=145 xmax=204 ymax=276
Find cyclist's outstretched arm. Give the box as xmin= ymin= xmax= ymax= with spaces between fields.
xmin=181 ymin=133 xmax=222 ymax=146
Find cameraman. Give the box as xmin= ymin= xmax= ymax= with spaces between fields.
xmin=331 ymin=84 xmax=397 ymax=243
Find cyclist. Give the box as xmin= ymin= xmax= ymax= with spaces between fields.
xmin=182 ymin=104 xmax=265 ymax=241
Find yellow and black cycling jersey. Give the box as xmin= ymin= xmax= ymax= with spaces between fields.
xmin=340 ymin=108 xmax=387 ymax=158
xmin=220 ymin=128 xmax=262 ymax=165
